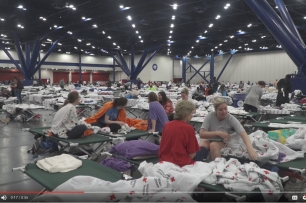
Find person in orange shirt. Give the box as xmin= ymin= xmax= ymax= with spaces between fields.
xmin=158 ymin=91 xmax=174 ymax=114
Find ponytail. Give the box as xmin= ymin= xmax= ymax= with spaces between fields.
xmin=62 ymin=92 xmax=79 ymax=108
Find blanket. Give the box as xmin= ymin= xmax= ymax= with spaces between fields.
xmin=139 ymin=158 xmax=283 ymax=202
xmin=32 ymin=175 xmax=195 ymax=202
xmin=84 ymin=102 xmax=148 ymax=136
xmin=285 ymin=127 xmax=306 ymax=151
xmin=220 ymin=131 xmax=304 ymax=164
xmin=36 ymin=154 xmax=82 ymax=173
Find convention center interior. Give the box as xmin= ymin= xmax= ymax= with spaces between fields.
xmin=1 ymin=0 xmax=306 ymax=202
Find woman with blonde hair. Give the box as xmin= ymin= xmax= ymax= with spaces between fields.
xmin=199 ymin=98 xmax=257 ymax=161
xmin=159 ymin=100 xmax=209 ymax=167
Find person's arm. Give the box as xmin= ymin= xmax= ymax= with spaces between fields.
xmin=239 ymin=131 xmax=257 ymax=160
xmin=245 ymin=86 xmax=251 ymax=95
xmin=189 ymin=153 xmax=196 ymax=159
xmin=149 ymin=119 xmax=157 ymax=132
xmin=104 ymin=114 xmax=124 ymax=125
xmin=187 ymin=127 xmax=200 ymax=159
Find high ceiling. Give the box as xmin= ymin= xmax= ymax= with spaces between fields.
xmin=0 ymin=0 xmax=306 ymax=58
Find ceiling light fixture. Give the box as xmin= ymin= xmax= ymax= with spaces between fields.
xmin=77 ymin=39 xmax=82 ymax=42
xmin=102 ymin=31 xmax=105 ymax=34
xmin=41 ymin=44 xmax=46 ymax=46
xmin=172 ymin=15 xmax=175 ymax=20
xmin=209 ymin=23 xmax=213 ymax=27
xmin=0 ymin=18 xmax=4 ymax=21
xmin=219 ymin=44 xmax=222 ymax=46
xmin=58 ymin=43 xmax=62 ymax=45
xmin=230 ymin=35 xmax=234 ymax=38
xmin=58 ymin=49 xmax=61 ymax=51
xmin=261 ymin=35 xmax=266 ymax=38
xmin=224 ymin=40 xmax=228 ymax=42
xmin=107 ymin=36 xmax=111 ymax=39
xmin=136 ymin=31 xmax=139 ymax=34
xmin=196 ymin=40 xmax=199 ymax=43
xmin=113 ymin=43 xmax=116 ymax=45
xmin=169 ymin=36 xmax=172 ymax=38
xmin=211 ymin=49 xmax=214 ymax=51
xmin=67 ymin=31 xmax=72 ymax=34
xmin=132 ymin=24 xmax=135 ymax=28
xmin=170 ymin=30 xmax=173 ymax=33
xmin=92 ymin=24 xmax=98 ymax=28
xmin=191 ymin=46 xmax=194 ymax=49
xmin=119 ymin=5 xmax=124 ymax=8
xmin=140 ymin=40 xmax=143 ymax=43
xmin=204 ymin=30 xmax=207 ymax=33
xmin=74 ymin=47 xmax=77 ymax=49
xmin=54 ymin=25 xmax=57 ymax=28
xmin=127 ymin=15 xmax=132 ymax=20
xmin=252 ymin=39 xmax=256 ymax=42
xmin=92 ymin=46 xmax=95 ymax=48
xmin=170 ymin=24 xmax=174 ymax=27
xmin=247 ymin=23 xmax=252 ymax=27
xmin=86 ymin=43 xmax=91 ymax=45
xmin=215 ymin=15 xmax=220 ymax=19
xmin=172 ymin=4 xmax=178 ymax=10
xmin=47 ymin=39 xmax=52 ymax=41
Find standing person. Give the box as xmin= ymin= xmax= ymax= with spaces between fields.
xmin=212 ymin=77 xmax=220 ymax=93
xmin=107 ymin=79 xmax=112 ymax=88
xmin=244 ymin=81 xmax=265 ymax=112
xmin=276 ymin=75 xmax=292 ymax=106
xmin=199 ymin=98 xmax=257 ymax=161
xmin=13 ymin=76 xmax=23 ymax=104
xmin=147 ymin=92 xmax=169 ymax=133
xmin=59 ymin=79 xmax=65 ymax=89
xmin=168 ymin=80 xmax=172 ymax=89
xmin=137 ymin=78 xmax=142 ymax=90
xmin=158 ymin=91 xmax=174 ymax=114
xmin=51 ymin=92 xmax=88 ymax=139
xmin=274 ymin=79 xmax=278 ymax=87
xmin=10 ymin=82 xmax=15 ymax=97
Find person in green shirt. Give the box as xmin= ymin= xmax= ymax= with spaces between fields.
xmin=147 ymin=84 xmax=157 ymax=91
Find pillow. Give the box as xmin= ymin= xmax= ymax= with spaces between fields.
xmin=109 ymin=140 xmax=159 ymax=159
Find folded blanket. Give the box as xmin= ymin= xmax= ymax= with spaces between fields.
xmin=36 ymin=154 xmax=82 ymax=173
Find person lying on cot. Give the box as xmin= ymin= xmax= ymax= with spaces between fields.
xmin=85 ymin=97 xmax=128 ymax=132
xmin=51 ymin=92 xmax=88 ymax=139
xmin=147 ymin=92 xmax=169 ymax=133
xmin=158 ymin=100 xmax=209 ymax=167
xmin=199 ymin=98 xmax=258 ymax=161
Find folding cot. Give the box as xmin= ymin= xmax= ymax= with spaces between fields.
xmin=16 ymin=105 xmax=45 ymax=122
xmin=100 ymin=152 xmax=262 ymax=202
xmin=28 ymin=127 xmax=123 ymax=159
xmin=251 ymin=117 xmax=306 ymax=132
xmin=99 ymin=129 xmax=159 ymax=141
xmin=125 ymin=106 xmax=149 ymax=119
xmin=230 ymin=112 xmax=264 ymax=123
xmin=0 ymin=109 xmax=10 ymax=124
xmin=12 ymin=159 xmax=126 ymax=200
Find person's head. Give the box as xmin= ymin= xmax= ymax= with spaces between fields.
xmin=113 ymin=97 xmax=128 ymax=110
xmin=148 ymin=92 xmax=158 ymax=103
xmin=174 ymin=100 xmax=196 ymax=123
xmin=220 ymin=84 xmax=225 ymax=91
xmin=158 ymin=91 xmax=169 ymax=105
xmin=63 ymin=91 xmax=80 ymax=106
xmin=181 ymin=88 xmax=189 ymax=100
xmin=213 ymin=97 xmax=228 ymax=120
xmin=285 ymin=74 xmax=291 ymax=81
xmin=258 ymin=81 xmax=266 ymax=88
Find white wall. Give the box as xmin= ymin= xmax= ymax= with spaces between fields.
xmin=0 ymin=50 xmax=299 ymax=84
xmin=186 ymin=50 xmax=297 ymax=84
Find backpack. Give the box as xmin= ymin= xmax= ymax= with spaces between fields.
xmin=17 ymin=80 xmax=24 ymax=90
xmin=28 ymin=136 xmax=58 ymax=156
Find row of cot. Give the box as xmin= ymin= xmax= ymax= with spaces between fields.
xmin=12 ymin=125 xmax=306 ymax=202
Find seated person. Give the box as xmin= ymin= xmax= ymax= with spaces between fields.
xmin=86 ymin=97 xmax=128 ymax=132
xmin=199 ymin=98 xmax=257 ymax=161
xmin=51 ymin=92 xmax=88 ymax=139
xmin=158 ymin=100 xmax=209 ymax=167
xmin=1 ymin=87 xmax=11 ymax=98
xmin=147 ymin=83 xmax=157 ymax=91
xmin=147 ymin=92 xmax=168 ymax=133
xmin=218 ymin=84 xmax=227 ymax=96
xmin=158 ymin=91 xmax=174 ymax=114
xmin=205 ymin=85 xmax=214 ymax=96
xmin=179 ymin=88 xmax=195 ymax=103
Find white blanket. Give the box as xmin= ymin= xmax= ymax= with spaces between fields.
xmin=32 ymin=175 xmax=195 ymax=202
xmin=285 ymin=127 xmax=306 ymax=151
xmin=36 ymin=154 xmax=82 ymax=173
xmin=139 ymin=158 xmax=283 ymax=202
xmin=220 ymin=131 xmax=304 ymax=164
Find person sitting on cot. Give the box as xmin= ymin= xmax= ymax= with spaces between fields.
xmin=85 ymin=97 xmax=128 ymax=132
xmin=198 ymin=98 xmax=258 ymax=161
xmin=158 ymin=100 xmax=209 ymax=167
xmin=51 ymin=92 xmax=88 ymax=139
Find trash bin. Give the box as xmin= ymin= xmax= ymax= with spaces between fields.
xmin=233 ymin=93 xmax=246 ymax=107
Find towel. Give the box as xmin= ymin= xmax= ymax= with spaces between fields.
xmin=36 ymin=154 xmax=82 ymax=173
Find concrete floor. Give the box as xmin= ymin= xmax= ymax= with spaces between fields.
xmin=0 ymin=110 xmax=53 ymax=198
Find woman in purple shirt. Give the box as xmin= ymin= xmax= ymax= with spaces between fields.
xmin=147 ymin=92 xmax=169 ymax=132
